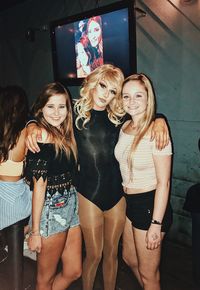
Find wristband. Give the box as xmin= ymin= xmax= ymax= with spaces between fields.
xmin=151 ymin=219 xmax=162 ymax=225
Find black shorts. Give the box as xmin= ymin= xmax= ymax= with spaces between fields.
xmin=124 ymin=190 xmax=173 ymax=232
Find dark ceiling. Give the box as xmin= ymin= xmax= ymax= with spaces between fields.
xmin=0 ymin=0 xmax=28 ymax=12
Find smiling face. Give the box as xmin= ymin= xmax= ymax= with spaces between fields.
xmin=42 ymin=94 xmax=67 ymax=129
xmin=92 ymin=79 xmax=117 ymax=111
xmin=122 ymin=80 xmax=148 ymax=120
xmin=87 ymin=20 xmax=102 ymax=48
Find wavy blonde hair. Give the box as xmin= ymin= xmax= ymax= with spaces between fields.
xmin=74 ymin=64 xmax=125 ymax=129
xmin=32 ymin=82 xmax=77 ymax=161
xmin=122 ymin=74 xmax=156 ymax=171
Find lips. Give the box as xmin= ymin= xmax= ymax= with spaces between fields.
xmin=99 ymin=97 xmax=106 ymax=103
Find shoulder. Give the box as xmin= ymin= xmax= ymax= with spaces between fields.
xmin=121 ymin=120 xmax=131 ymax=131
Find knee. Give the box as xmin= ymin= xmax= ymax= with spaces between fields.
xmin=122 ymin=249 xmax=138 ymax=270
xmin=37 ymin=275 xmax=54 ymax=289
xmin=63 ymin=264 xmax=82 ymax=281
xmin=85 ymin=250 xmax=102 ymax=265
xmin=138 ymin=267 xmax=160 ymax=286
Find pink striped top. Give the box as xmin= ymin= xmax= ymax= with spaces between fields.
xmin=114 ymin=129 xmax=172 ymax=189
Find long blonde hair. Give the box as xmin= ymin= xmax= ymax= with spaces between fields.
xmin=31 ymin=82 xmax=77 ymax=161
xmin=122 ymin=74 xmax=156 ymax=170
xmin=74 ymin=64 xmax=125 ymax=129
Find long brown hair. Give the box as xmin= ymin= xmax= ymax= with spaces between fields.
xmin=0 ymin=86 xmax=29 ymax=161
xmin=31 ymin=82 xmax=77 ymax=161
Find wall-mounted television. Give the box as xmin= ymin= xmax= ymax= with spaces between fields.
xmin=50 ymin=0 xmax=136 ymax=86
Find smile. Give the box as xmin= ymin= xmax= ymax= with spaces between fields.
xmin=99 ymin=98 xmax=106 ymax=103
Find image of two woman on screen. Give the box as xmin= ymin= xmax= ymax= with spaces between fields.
xmin=75 ymin=16 xmax=104 ymax=78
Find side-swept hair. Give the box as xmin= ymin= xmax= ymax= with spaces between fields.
xmin=0 ymin=85 xmax=29 ymax=161
xmin=74 ymin=64 xmax=125 ymax=129
xmin=31 ymin=82 xmax=77 ymax=161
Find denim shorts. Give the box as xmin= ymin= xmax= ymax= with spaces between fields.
xmin=30 ymin=186 xmax=79 ymax=238
xmin=124 ymin=190 xmax=173 ymax=233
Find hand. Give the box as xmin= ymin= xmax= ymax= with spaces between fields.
xmin=26 ymin=123 xmax=42 ymax=153
xmin=28 ymin=234 xmax=42 ymax=253
xmin=150 ymin=119 xmax=169 ymax=150
xmin=145 ymin=224 xmax=161 ymax=250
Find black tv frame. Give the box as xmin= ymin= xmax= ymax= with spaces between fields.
xmin=50 ymin=0 xmax=136 ymax=86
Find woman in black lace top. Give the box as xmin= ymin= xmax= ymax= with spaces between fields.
xmin=25 ymin=83 xmax=81 ymax=290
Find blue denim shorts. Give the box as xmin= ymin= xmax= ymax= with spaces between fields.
xmin=30 ymin=186 xmax=79 ymax=238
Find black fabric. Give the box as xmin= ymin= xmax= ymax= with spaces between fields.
xmin=4 ymin=218 xmax=26 ymax=290
xmin=25 ymin=143 xmax=77 ymax=197
xmin=183 ymin=183 xmax=200 ymax=213
xmin=124 ymin=190 xmax=173 ymax=232
xmin=75 ymin=109 xmax=123 ymax=211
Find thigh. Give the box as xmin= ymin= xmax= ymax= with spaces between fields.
xmin=61 ymin=226 xmax=82 ymax=271
xmin=78 ymin=193 xmax=104 ymax=254
xmin=37 ymin=231 xmax=67 ymax=280
xmin=104 ymin=197 xmax=126 ymax=244
xmin=122 ymin=217 xmax=138 ymax=264
xmin=78 ymin=193 xmax=103 ymax=228
xmin=133 ymin=227 xmax=163 ymax=273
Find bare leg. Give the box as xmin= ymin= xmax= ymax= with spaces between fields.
xmin=133 ymin=227 xmax=165 ymax=290
xmin=78 ymin=193 xmax=104 ymax=290
xmin=36 ymin=231 xmax=67 ymax=290
xmin=103 ymin=197 xmax=126 ymax=290
xmin=52 ymin=226 xmax=82 ymax=290
xmin=122 ymin=217 xmax=143 ymax=286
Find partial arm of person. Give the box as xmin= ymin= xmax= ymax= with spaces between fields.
xmin=28 ymin=177 xmax=47 ymax=253
xmin=26 ymin=122 xmax=42 ymax=153
xmin=145 ymin=151 xmax=172 ymax=250
xmin=151 ymin=114 xmax=169 ymax=150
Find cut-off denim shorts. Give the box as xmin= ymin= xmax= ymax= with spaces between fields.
xmin=30 ymin=186 xmax=79 ymax=238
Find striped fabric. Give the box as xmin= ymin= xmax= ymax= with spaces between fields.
xmin=114 ymin=130 xmax=172 ymax=189
xmin=0 ymin=178 xmax=32 ymax=230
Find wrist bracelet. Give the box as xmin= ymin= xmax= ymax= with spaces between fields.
xmin=151 ymin=219 xmax=162 ymax=225
xmin=30 ymin=231 xmax=41 ymax=236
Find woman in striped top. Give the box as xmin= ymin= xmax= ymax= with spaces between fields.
xmin=0 ymin=86 xmax=32 ymax=290
xmin=115 ymin=74 xmax=173 ymax=290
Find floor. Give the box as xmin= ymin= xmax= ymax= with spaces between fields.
xmin=0 ymin=238 xmax=198 ymax=290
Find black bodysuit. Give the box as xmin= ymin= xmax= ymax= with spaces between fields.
xmin=75 ymin=109 xmax=123 ymax=211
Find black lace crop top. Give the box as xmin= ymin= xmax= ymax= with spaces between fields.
xmin=25 ymin=143 xmax=77 ymax=198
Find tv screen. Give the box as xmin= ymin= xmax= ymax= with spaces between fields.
xmin=50 ymin=1 xmax=136 ymax=86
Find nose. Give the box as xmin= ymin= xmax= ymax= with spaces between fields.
xmin=130 ymin=96 xmax=136 ymax=104
xmin=54 ymin=108 xmax=59 ymax=115
xmin=104 ymin=89 xmax=109 ymax=98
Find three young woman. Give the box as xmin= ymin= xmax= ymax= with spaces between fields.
xmin=115 ymin=73 xmax=173 ymax=290
xmin=26 ymin=65 xmax=169 ymax=290
xmin=25 ymin=83 xmax=81 ymax=290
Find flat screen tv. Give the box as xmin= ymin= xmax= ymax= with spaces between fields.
xmin=50 ymin=0 xmax=136 ymax=86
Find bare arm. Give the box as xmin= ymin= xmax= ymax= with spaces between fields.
xmin=26 ymin=123 xmax=42 ymax=153
xmin=150 ymin=118 xmax=169 ymax=150
xmin=28 ymin=177 xmax=47 ymax=253
xmin=145 ymin=154 xmax=171 ymax=250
